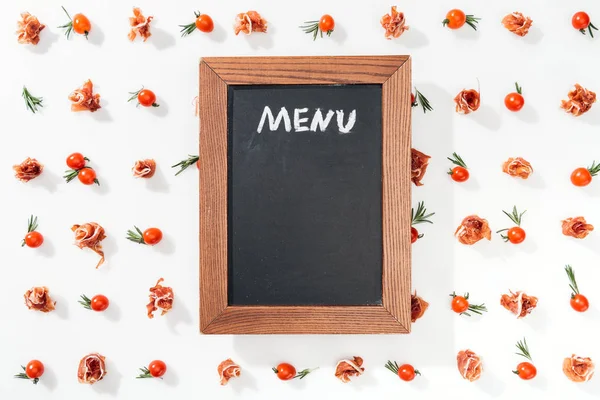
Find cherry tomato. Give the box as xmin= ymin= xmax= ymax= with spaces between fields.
xmin=572 ymin=12 xmax=591 ymax=30
xmin=444 ymin=9 xmax=466 ymax=29
xmin=450 ymin=166 xmax=469 ymax=182
xmin=398 ymin=364 xmax=418 ymax=381
xmin=571 ymin=168 xmax=592 ymax=187
xmin=25 ymin=360 xmax=44 ymax=379
xmin=24 ymin=231 xmax=44 ymax=248
xmin=196 ymin=160 xmax=200 ymax=170
xmin=149 ymin=360 xmax=167 ymax=378
xmin=515 ymin=362 xmax=536 ymax=380
xmin=67 ymin=153 xmax=86 ymax=170
xmin=505 ymin=93 xmax=525 ymax=112
xmin=507 ymin=227 xmax=526 ymax=244
xmin=73 ymin=14 xmax=91 ymax=36
xmin=78 ymin=168 xmax=97 ymax=185
xmin=274 ymin=363 xmax=296 ymax=380
xmin=411 ymin=93 xmax=416 ymax=104
xmin=143 ymin=228 xmax=163 ymax=245
xmin=90 ymin=295 xmax=109 ymax=312
xmin=319 ymin=15 xmax=335 ymax=33
xmin=411 ymin=227 xmax=419 ymax=243
xmin=571 ymin=294 xmax=589 ymax=312
xmin=138 ymin=90 xmax=158 ymax=107
xmin=195 ymin=14 xmax=214 ymax=33
xmin=451 ymin=296 xmax=469 ymax=313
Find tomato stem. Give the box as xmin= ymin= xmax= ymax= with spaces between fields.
xmin=441 ymin=18 xmax=450 ymax=27
xmin=515 ymin=82 xmax=522 ymax=95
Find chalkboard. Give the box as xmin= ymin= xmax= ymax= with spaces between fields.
xmin=199 ymin=56 xmax=411 ymax=334
xmin=228 ymin=85 xmax=383 ymax=306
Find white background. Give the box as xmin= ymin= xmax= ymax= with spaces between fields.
xmin=2 ymin=0 xmax=600 ymax=399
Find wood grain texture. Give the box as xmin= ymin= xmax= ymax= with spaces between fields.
xmin=381 ymin=58 xmax=412 ymax=332
xmin=199 ymin=56 xmax=412 ymax=334
xmin=199 ymin=61 xmax=229 ymax=332
xmin=202 ymin=56 xmax=408 ymax=85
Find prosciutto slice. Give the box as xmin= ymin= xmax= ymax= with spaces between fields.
xmin=234 ymin=11 xmax=267 ymax=35
xmin=561 ymin=84 xmax=596 ymax=117
xmin=411 ymin=148 xmax=431 ymax=186
xmin=501 ymin=12 xmax=533 ymax=37
xmin=13 ymin=157 xmax=43 ymax=182
xmin=72 ymin=223 xmax=106 ymax=268
xmin=380 ymin=6 xmax=409 ymax=39
xmin=128 ymin=7 xmax=153 ymax=41
xmin=132 ymin=159 xmax=156 ymax=178
xmin=562 ymin=217 xmax=594 ymax=239
xmin=454 ymin=89 xmax=480 ymax=114
xmin=457 ymin=349 xmax=482 ymax=382
xmin=24 ymin=286 xmax=55 ymax=312
xmin=502 ymin=157 xmax=533 ymax=179
xmin=69 ymin=80 xmax=101 ymax=112
xmin=218 ymin=359 xmax=241 ymax=385
xmin=500 ymin=291 xmax=538 ymax=318
xmin=455 ymin=215 xmax=492 ymax=245
xmin=563 ymin=355 xmax=594 ymax=382
xmin=147 ymin=278 xmax=174 ymax=318
xmin=78 ymin=353 xmax=107 ymax=384
xmin=335 ymin=356 xmax=364 ymax=383
xmin=411 ymin=292 xmax=429 ymax=323
xmin=16 ymin=12 xmax=45 ymax=45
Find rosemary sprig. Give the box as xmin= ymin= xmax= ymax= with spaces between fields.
xmin=136 ymin=367 xmax=161 ymax=379
xmin=565 ymin=265 xmax=580 ymax=296
xmin=449 ymin=292 xmax=487 ymax=317
xmin=58 ymin=6 xmax=75 ymax=39
xmin=63 ymin=168 xmax=79 ymax=183
xmin=503 ymin=206 xmax=526 ymax=226
xmin=586 ymin=160 xmax=600 ymax=176
xmin=14 ymin=366 xmax=39 ymax=384
xmin=412 ymin=88 xmax=433 ymax=113
xmin=22 ymin=86 xmax=43 ymax=114
xmin=411 ymin=201 xmax=435 ymax=225
xmin=447 ymin=152 xmax=467 ymax=169
xmin=580 ymin=22 xmax=598 ymax=38
xmin=299 ymin=21 xmax=331 ymax=41
xmin=79 ymin=294 xmax=92 ymax=310
xmin=464 ymin=15 xmax=481 ymax=31
xmin=21 ymin=215 xmax=39 ymax=247
xmin=126 ymin=226 xmax=146 ymax=245
xmin=179 ymin=12 xmax=201 ymax=37
xmin=515 ymin=338 xmax=532 ymax=361
xmin=515 ymin=82 xmax=522 ymax=95
xmin=171 ymin=155 xmax=199 ymax=176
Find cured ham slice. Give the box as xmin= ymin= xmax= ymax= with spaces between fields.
xmin=147 ymin=278 xmax=174 ymax=318
xmin=72 ymin=223 xmax=106 ymax=268
xmin=234 ymin=11 xmax=267 ymax=35
xmin=411 ymin=148 xmax=431 ymax=186
xmin=380 ymin=6 xmax=409 ymax=39
xmin=501 ymin=12 xmax=532 ymax=37
xmin=218 ymin=359 xmax=241 ymax=385
xmin=457 ymin=349 xmax=482 ymax=382
xmin=16 ymin=12 xmax=45 ymax=45
xmin=132 ymin=159 xmax=156 ymax=178
xmin=454 ymin=89 xmax=480 ymax=114
xmin=500 ymin=291 xmax=538 ymax=318
xmin=78 ymin=353 xmax=107 ymax=384
xmin=24 ymin=286 xmax=55 ymax=312
xmin=502 ymin=157 xmax=533 ymax=179
xmin=455 ymin=215 xmax=491 ymax=245
xmin=69 ymin=80 xmax=101 ymax=112
xmin=561 ymin=84 xmax=596 ymax=117
xmin=562 ymin=217 xmax=594 ymax=239
xmin=335 ymin=356 xmax=364 ymax=383
xmin=13 ymin=157 xmax=43 ymax=182
xmin=411 ymin=292 xmax=429 ymax=323
xmin=128 ymin=7 xmax=153 ymax=42
xmin=563 ymin=355 xmax=594 ymax=382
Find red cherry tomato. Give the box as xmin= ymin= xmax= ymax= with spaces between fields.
xmin=196 ymin=160 xmax=200 ymax=170
xmin=515 ymin=362 xmax=536 ymax=380
xmin=572 ymin=12 xmax=591 ymax=30
xmin=319 ymin=15 xmax=335 ymax=33
xmin=444 ymin=9 xmax=466 ymax=29
xmin=507 ymin=227 xmax=526 ymax=244
xmin=67 ymin=152 xmax=86 ymax=170
xmin=571 ymin=294 xmax=589 ymax=312
xmin=451 ymin=296 xmax=469 ymax=313
xmin=78 ymin=168 xmax=97 ymax=185
xmin=505 ymin=93 xmax=525 ymax=112
xmin=24 ymin=231 xmax=44 ymax=248
xmin=195 ymin=14 xmax=214 ymax=33
xmin=450 ymin=166 xmax=469 ymax=182
xmin=274 ymin=363 xmax=296 ymax=380
xmin=143 ymin=228 xmax=163 ymax=245
xmin=73 ymin=13 xmax=91 ymax=36
xmin=411 ymin=227 xmax=419 ymax=243
xmin=25 ymin=360 xmax=44 ymax=379
xmin=138 ymin=90 xmax=158 ymax=107
xmin=571 ymin=168 xmax=592 ymax=187
xmin=91 ymin=295 xmax=109 ymax=312
xmin=398 ymin=364 xmax=418 ymax=381
xmin=149 ymin=360 xmax=167 ymax=378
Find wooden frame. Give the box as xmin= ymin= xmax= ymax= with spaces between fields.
xmin=199 ymin=56 xmax=411 ymax=334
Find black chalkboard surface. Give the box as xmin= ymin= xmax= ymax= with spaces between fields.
xmin=227 ymin=84 xmax=383 ymax=306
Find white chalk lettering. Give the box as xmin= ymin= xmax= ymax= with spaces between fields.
xmin=294 ymin=108 xmax=310 ymax=132
xmin=336 ymin=110 xmax=356 ymax=134
xmin=256 ymin=106 xmax=292 ymax=133
xmin=310 ymin=108 xmax=335 ymax=132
